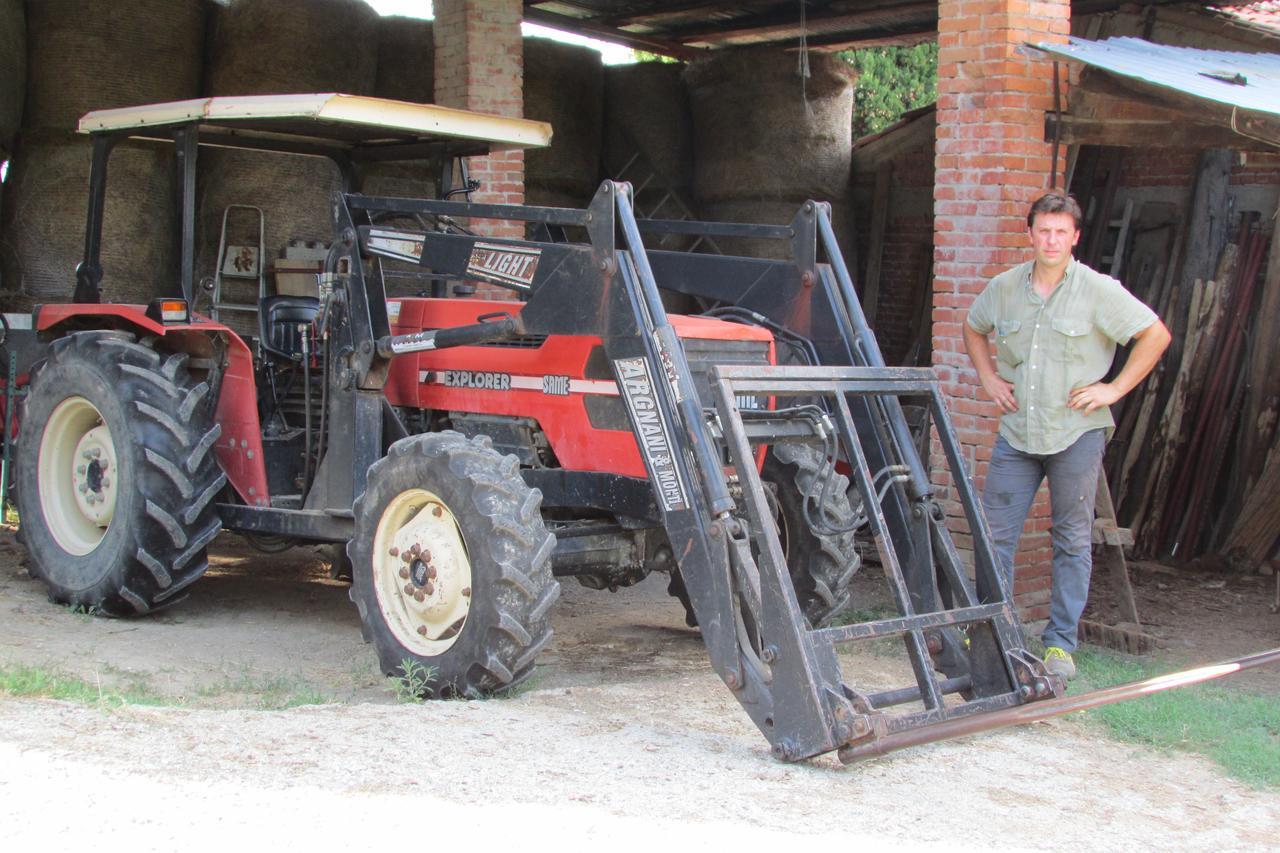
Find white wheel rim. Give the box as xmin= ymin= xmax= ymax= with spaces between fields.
xmin=372 ymin=488 xmax=472 ymax=656
xmin=38 ymin=396 xmax=119 ymax=556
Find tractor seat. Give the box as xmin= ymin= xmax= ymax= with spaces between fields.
xmin=259 ymin=294 xmax=320 ymax=363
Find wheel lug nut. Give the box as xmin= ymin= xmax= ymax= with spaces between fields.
xmin=389 ymin=546 xmax=399 ymax=557
xmin=417 ymin=625 xmax=428 ymax=636
xmin=82 ymin=450 xmax=93 ymax=460
xmin=424 ymin=581 xmax=434 ymax=596
xmin=413 ymin=591 xmax=425 ymax=602
xmin=92 ymin=448 xmax=101 ymax=458
xmin=432 ymin=505 xmax=443 ymax=517
xmin=426 ymin=566 xmax=437 ymax=580
xmin=78 ymin=483 xmax=88 ymax=493
xmin=422 ymin=549 xmax=431 ymax=562
xmin=101 ymin=478 xmax=110 ymax=488
xmin=401 ymin=552 xmax=412 ymax=563
xmin=77 ymin=465 xmax=86 ymax=475
xmin=461 ymin=587 xmax=471 ymax=597
xmin=398 ymin=568 xmax=409 ymax=579
xmin=403 ymin=583 xmax=415 ymax=595
xmin=410 ymin=543 xmax=421 ymax=557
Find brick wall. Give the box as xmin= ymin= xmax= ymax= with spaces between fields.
xmin=434 ymin=0 xmax=525 ymax=273
xmin=934 ymin=0 xmax=1070 ymax=620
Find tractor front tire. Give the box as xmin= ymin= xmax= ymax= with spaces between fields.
xmin=349 ymin=432 xmax=559 ymax=697
xmin=16 ymin=332 xmax=226 ymax=616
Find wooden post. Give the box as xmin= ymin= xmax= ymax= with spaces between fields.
xmin=863 ymin=162 xmax=891 ymax=326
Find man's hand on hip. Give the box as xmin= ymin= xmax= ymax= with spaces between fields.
xmin=981 ymin=374 xmax=1019 ymax=414
xmin=1068 ymin=382 xmax=1122 ymax=415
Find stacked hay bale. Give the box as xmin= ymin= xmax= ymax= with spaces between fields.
xmin=198 ymin=0 xmax=379 ymax=310
xmin=0 ymin=0 xmax=206 ymax=310
xmin=603 ymin=61 xmax=692 ymax=195
xmin=523 ymin=38 xmax=603 ymax=210
xmin=684 ymin=47 xmax=855 ymax=259
xmin=364 ymin=15 xmax=437 ymax=200
xmin=0 ymin=0 xmax=24 ymax=160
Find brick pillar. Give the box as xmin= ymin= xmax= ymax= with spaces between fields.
xmin=932 ymin=0 xmax=1069 ymax=621
xmin=434 ymin=0 xmax=524 ymax=256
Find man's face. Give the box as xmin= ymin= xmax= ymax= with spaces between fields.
xmin=1028 ymin=211 xmax=1081 ymax=269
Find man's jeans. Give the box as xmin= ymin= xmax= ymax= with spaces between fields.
xmin=981 ymin=429 xmax=1106 ymax=652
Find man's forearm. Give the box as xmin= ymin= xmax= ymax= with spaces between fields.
xmin=963 ymin=322 xmax=996 ymax=382
xmin=1110 ymin=320 xmax=1172 ymax=397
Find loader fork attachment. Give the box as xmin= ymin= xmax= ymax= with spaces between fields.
xmin=707 ymin=364 xmax=1062 ymax=761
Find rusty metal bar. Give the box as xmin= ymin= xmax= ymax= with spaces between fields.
xmin=839 ymin=646 xmax=1280 ymax=763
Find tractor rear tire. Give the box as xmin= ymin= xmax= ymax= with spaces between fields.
xmin=764 ymin=443 xmax=860 ymax=627
xmin=15 ymin=332 xmax=226 ymax=616
xmin=348 ymin=432 xmax=559 ymax=697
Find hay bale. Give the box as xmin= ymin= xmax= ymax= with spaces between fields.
xmin=206 ymin=0 xmax=378 ymax=96
xmin=603 ymin=62 xmax=692 ymax=190
xmin=195 ymin=150 xmax=342 ymax=290
xmin=200 ymin=0 xmax=379 ymax=292
xmin=22 ymin=0 xmax=206 ymax=132
xmin=0 ymin=0 xmax=25 ymax=155
xmin=684 ymin=47 xmax=854 ymax=205
xmin=524 ymin=37 xmax=603 ymax=203
xmin=374 ymin=17 xmax=434 ymax=103
xmin=0 ymin=130 xmax=175 ymax=310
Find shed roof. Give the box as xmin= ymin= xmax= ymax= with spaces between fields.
xmin=1034 ymin=36 xmax=1280 ymax=137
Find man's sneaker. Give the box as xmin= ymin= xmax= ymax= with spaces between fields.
xmin=1044 ymin=646 xmax=1077 ymax=680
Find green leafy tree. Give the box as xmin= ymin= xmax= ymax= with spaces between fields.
xmin=842 ymin=43 xmax=938 ymax=139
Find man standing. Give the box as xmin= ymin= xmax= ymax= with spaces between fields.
xmin=963 ymin=192 xmax=1171 ymax=680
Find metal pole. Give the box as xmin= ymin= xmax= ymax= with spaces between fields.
xmin=839 ymin=646 xmax=1280 ymax=763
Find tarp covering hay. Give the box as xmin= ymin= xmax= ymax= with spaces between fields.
xmin=375 ymin=17 xmax=434 ymax=104
xmin=603 ymin=62 xmax=692 ymax=191
xmin=205 ymin=0 xmax=378 ymax=97
xmin=0 ymin=130 xmax=175 ymax=311
xmin=22 ymin=0 xmax=206 ymax=132
xmin=524 ymin=37 xmax=602 ymax=208
xmin=685 ymin=47 xmax=854 ymax=203
xmin=0 ymin=0 xmax=25 ymax=156
xmin=199 ymin=0 xmax=378 ymax=289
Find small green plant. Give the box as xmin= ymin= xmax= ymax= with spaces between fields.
xmin=391 ymin=658 xmax=437 ymax=703
xmin=1074 ymin=649 xmax=1280 ymax=789
xmin=0 ymin=663 xmax=166 ymax=708
xmin=67 ymin=603 xmax=98 ymax=620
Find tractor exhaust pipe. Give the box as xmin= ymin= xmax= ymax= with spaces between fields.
xmin=839 ymin=646 xmax=1280 ymax=763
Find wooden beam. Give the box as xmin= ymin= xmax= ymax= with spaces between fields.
xmin=1043 ymin=114 xmax=1254 ymax=149
xmin=1074 ymin=70 xmax=1280 ymax=149
xmin=522 ymin=8 xmax=703 ymax=60
xmin=668 ymin=1 xmax=936 ymax=46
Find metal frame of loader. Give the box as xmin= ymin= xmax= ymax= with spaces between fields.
xmin=324 ymin=182 xmax=1060 ymax=762
xmin=49 ymin=98 xmax=1278 ymax=764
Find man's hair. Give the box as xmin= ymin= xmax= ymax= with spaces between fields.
xmin=1026 ymin=192 xmax=1083 ymax=230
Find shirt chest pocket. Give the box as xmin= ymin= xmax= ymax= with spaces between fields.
xmin=1050 ymin=317 xmax=1093 ymax=362
xmin=995 ymin=319 xmax=1026 ymax=367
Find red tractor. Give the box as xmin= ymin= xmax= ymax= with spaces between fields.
xmin=8 ymin=94 xmax=1067 ymax=762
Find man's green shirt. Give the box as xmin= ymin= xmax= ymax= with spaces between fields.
xmin=966 ymin=258 xmax=1157 ymax=456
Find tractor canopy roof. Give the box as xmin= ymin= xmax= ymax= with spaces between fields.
xmin=77 ymin=93 xmax=553 ymax=162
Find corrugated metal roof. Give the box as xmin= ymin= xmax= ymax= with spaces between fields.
xmin=1033 ymin=36 xmax=1280 ymax=117
xmin=1212 ymin=1 xmax=1280 ymax=34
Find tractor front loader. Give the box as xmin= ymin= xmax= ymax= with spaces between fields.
xmin=7 ymin=95 xmax=1276 ymax=765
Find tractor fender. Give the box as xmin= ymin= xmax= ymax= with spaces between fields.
xmin=35 ymin=304 xmax=270 ymax=507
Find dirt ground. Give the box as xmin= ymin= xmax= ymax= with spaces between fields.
xmin=1 ymin=526 xmax=1278 ymax=850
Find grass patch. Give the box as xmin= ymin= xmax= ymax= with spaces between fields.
xmin=1073 ymin=648 xmax=1280 ymax=789
xmin=194 ymin=669 xmax=333 ymax=710
xmin=0 ymin=663 xmax=167 ymax=708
